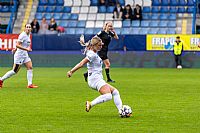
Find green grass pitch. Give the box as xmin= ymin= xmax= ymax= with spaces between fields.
xmin=0 ymin=67 xmax=200 ymax=133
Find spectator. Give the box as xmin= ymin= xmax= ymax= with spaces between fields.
xmin=30 ymin=18 xmax=40 ymax=33
xmin=133 ymin=4 xmax=142 ymax=20
xmin=107 ymin=0 xmax=116 ymax=6
xmin=39 ymin=17 xmax=48 ymax=34
xmin=99 ymin=0 xmax=106 ymax=6
xmin=48 ymin=18 xmax=57 ymax=34
xmin=122 ymin=4 xmax=133 ymax=20
xmin=113 ymin=2 xmax=123 ymax=20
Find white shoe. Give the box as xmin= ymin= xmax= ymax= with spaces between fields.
xmin=86 ymin=101 xmax=91 ymax=112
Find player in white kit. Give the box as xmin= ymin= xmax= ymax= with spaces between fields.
xmin=67 ymin=36 xmax=123 ymax=115
xmin=0 ymin=24 xmax=38 ymax=89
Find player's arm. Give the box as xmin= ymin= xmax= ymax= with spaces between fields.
xmin=67 ymin=57 xmax=89 ymax=77
xmin=16 ymin=41 xmax=32 ymax=52
xmin=110 ymin=30 xmax=119 ymax=40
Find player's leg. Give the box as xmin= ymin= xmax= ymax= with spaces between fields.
xmin=25 ymin=60 xmax=38 ymax=88
xmin=0 ymin=64 xmax=20 ymax=88
xmin=83 ymin=71 xmax=88 ymax=82
xmin=103 ymin=59 xmax=115 ymax=82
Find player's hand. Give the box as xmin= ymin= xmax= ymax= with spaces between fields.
xmin=11 ymin=49 xmax=16 ymax=54
xmin=27 ymin=47 xmax=32 ymax=52
xmin=67 ymin=71 xmax=72 ymax=78
xmin=198 ymin=44 xmax=200 ymax=48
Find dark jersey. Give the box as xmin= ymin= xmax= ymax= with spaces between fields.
xmin=97 ymin=30 xmax=115 ymax=52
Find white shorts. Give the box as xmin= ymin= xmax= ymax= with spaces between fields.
xmin=14 ymin=55 xmax=31 ymax=65
xmin=88 ymin=72 xmax=106 ymax=91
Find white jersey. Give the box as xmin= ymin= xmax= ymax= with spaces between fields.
xmin=86 ymin=50 xmax=106 ymax=91
xmin=15 ymin=31 xmax=31 ymax=57
xmin=86 ymin=50 xmax=103 ymax=74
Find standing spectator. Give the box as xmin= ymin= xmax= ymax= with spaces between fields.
xmin=133 ymin=4 xmax=142 ymax=20
xmin=113 ymin=2 xmax=123 ymax=20
xmin=173 ymin=36 xmax=184 ymax=69
xmin=39 ymin=17 xmax=48 ymax=34
xmin=31 ymin=18 xmax=40 ymax=33
xmin=122 ymin=4 xmax=133 ymax=20
xmin=48 ymin=18 xmax=57 ymax=34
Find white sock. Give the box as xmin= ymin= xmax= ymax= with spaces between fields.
xmin=112 ymin=89 xmax=123 ymax=111
xmin=27 ymin=69 xmax=33 ymax=86
xmin=91 ymin=93 xmax=112 ymax=107
xmin=1 ymin=70 xmax=16 ymax=81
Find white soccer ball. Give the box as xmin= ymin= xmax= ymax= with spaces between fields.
xmin=177 ymin=65 xmax=182 ymax=69
xmin=119 ymin=105 xmax=132 ymax=118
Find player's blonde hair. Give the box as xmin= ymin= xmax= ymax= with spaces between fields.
xmin=103 ymin=21 xmax=112 ymax=30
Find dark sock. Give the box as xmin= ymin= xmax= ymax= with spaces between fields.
xmin=105 ymin=68 xmax=111 ymax=80
xmin=83 ymin=72 xmax=88 ymax=82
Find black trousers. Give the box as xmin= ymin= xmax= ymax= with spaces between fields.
xmin=174 ymin=55 xmax=182 ymax=67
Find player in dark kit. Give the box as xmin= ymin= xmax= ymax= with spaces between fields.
xmin=83 ymin=22 xmax=119 ymax=82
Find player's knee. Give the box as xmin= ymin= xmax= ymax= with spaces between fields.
xmin=105 ymin=93 xmax=112 ymax=101
xmin=112 ymin=89 xmax=120 ymax=96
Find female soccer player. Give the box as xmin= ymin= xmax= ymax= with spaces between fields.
xmin=83 ymin=21 xmax=119 ymax=82
xmin=67 ymin=36 xmax=123 ymax=115
xmin=0 ymin=24 xmax=38 ymax=88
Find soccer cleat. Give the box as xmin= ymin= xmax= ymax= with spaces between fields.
xmin=27 ymin=84 xmax=38 ymax=88
xmin=107 ymin=79 xmax=115 ymax=83
xmin=86 ymin=101 xmax=91 ymax=112
xmin=0 ymin=80 xmax=3 ymax=88
xmin=83 ymin=73 xmax=88 ymax=82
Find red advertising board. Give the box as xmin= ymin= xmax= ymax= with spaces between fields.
xmin=0 ymin=34 xmax=32 ymax=51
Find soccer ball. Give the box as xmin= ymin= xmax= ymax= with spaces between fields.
xmin=119 ymin=105 xmax=132 ymax=118
xmin=177 ymin=65 xmax=182 ymax=69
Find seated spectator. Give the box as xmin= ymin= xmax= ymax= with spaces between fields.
xmin=132 ymin=4 xmax=142 ymax=20
xmin=113 ymin=2 xmax=123 ymax=20
xmin=107 ymin=0 xmax=116 ymax=6
xmin=122 ymin=4 xmax=133 ymax=20
xmin=38 ymin=17 xmax=48 ymax=34
xmin=99 ymin=0 xmax=106 ymax=6
xmin=48 ymin=18 xmax=57 ymax=34
xmin=31 ymin=18 xmax=40 ymax=33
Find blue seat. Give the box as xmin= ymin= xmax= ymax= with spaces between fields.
xmin=169 ymin=14 xmax=176 ymax=20
xmin=159 ymin=21 xmax=168 ymax=27
xmin=85 ymin=28 xmax=94 ymax=34
xmin=168 ymin=21 xmax=176 ymax=27
xmin=170 ymin=0 xmax=178 ymax=6
xmin=142 ymin=13 xmax=150 ymax=20
xmin=118 ymin=0 xmax=125 ymax=6
xmin=39 ymin=0 xmax=48 ymax=5
xmin=115 ymin=28 xmax=121 ymax=34
xmin=75 ymin=28 xmax=85 ymax=34
xmin=177 ymin=7 xmax=186 ymax=13
xmin=167 ymin=28 xmax=176 ymax=34
xmin=122 ymin=20 xmax=131 ymax=27
xmin=187 ymin=0 xmax=194 ymax=6
xmin=187 ymin=7 xmax=194 ymax=13
xmin=152 ymin=0 xmax=160 ymax=6
xmin=48 ymin=0 xmax=56 ymax=5
xmin=70 ymin=14 xmax=78 ymax=20
xmin=66 ymin=28 xmax=76 ymax=34
xmin=160 ymin=7 xmax=169 ymax=13
xmin=59 ymin=21 xmax=68 ymax=27
xmin=140 ymin=20 xmax=150 ymax=27
xmin=46 ymin=6 xmax=54 ymax=12
xmin=160 ymin=14 xmax=168 ymax=20
xmin=157 ymin=28 xmax=167 ymax=34
xmin=54 ymin=6 xmax=63 ymax=12
xmin=151 ymin=7 xmax=160 ymax=13
xmin=131 ymin=20 xmax=140 ymax=27
xmin=148 ymin=28 xmax=159 ymax=34
xmin=179 ymin=0 xmax=187 ymax=6
xmin=98 ymin=6 xmax=106 ymax=13
xmin=143 ymin=7 xmax=151 ymax=13
xmin=161 ymin=0 xmax=169 ymax=6
xmin=44 ymin=13 xmax=52 ymax=20
xmin=107 ymin=6 xmax=115 ymax=13
xmin=35 ymin=13 xmax=43 ymax=20
xmin=121 ymin=28 xmax=132 ymax=35
xmin=151 ymin=13 xmax=159 ymax=20
xmin=169 ymin=7 xmax=177 ymax=13
xmin=139 ymin=28 xmax=149 ymax=34
xmin=53 ymin=13 xmax=61 ymax=20
xmin=77 ymin=21 xmax=86 ymax=28
xmin=130 ymin=28 xmax=140 ymax=34
xmin=68 ymin=21 xmax=77 ymax=27
xmin=61 ymin=13 xmax=71 ymax=19
xmin=57 ymin=0 xmax=64 ymax=6
xmin=63 ymin=6 xmax=71 ymax=13
xmin=37 ymin=6 xmax=45 ymax=12
xmin=149 ymin=21 xmax=159 ymax=27
xmin=91 ymin=0 xmax=98 ymax=6
xmin=94 ymin=28 xmax=102 ymax=33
